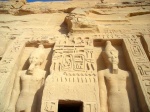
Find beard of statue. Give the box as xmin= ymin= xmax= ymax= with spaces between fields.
xmin=102 ymin=41 xmax=119 ymax=73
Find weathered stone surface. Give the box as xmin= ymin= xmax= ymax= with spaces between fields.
xmin=65 ymin=8 xmax=99 ymax=34
xmin=0 ymin=1 xmax=150 ymax=112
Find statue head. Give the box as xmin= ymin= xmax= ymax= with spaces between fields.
xmin=103 ymin=41 xmax=119 ymax=67
xmin=28 ymin=44 xmax=45 ymax=74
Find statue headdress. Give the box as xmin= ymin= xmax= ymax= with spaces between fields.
xmin=29 ymin=44 xmax=45 ymax=65
xmin=105 ymin=41 xmax=118 ymax=54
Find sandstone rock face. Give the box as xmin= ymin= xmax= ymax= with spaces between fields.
xmin=0 ymin=0 xmax=150 ymax=112
xmin=65 ymin=8 xmax=99 ymax=34
xmin=102 ymin=0 xmax=145 ymax=3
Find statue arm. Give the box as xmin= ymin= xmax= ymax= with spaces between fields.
xmin=127 ymin=72 xmax=140 ymax=112
xmin=98 ymin=71 xmax=107 ymax=112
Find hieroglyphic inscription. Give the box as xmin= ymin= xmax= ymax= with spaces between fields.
xmin=85 ymin=48 xmax=95 ymax=71
xmin=48 ymin=74 xmax=97 ymax=83
xmin=137 ymin=63 xmax=150 ymax=76
xmin=98 ymin=28 xmax=150 ymax=35
xmin=124 ymin=37 xmax=150 ymax=109
xmin=84 ymin=103 xmax=97 ymax=112
xmin=128 ymin=37 xmax=148 ymax=62
xmin=51 ymin=50 xmax=62 ymax=72
xmin=51 ymin=44 xmax=96 ymax=72
xmin=92 ymin=34 xmax=137 ymax=40
xmin=144 ymin=79 xmax=150 ymax=96
xmin=49 ymin=39 xmax=97 ymax=84
xmin=128 ymin=36 xmax=139 ymax=44
xmin=131 ymin=45 xmax=143 ymax=56
xmin=131 ymin=45 xmax=147 ymax=62
xmin=44 ymin=101 xmax=58 ymax=112
xmin=73 ymin=54 xmax=85 ymax=71
xmin=0 ymin=39 xmax=25 ymax=79
xmin=62 ymin=54 xmax=73 ymax=71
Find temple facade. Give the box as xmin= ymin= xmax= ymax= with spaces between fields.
xmin=0 ymin=0 xmax=150 ymax=112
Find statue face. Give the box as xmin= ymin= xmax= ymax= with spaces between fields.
xmin=106 ymin=50 xmax=119 ymax=65
xmin=29 ymin=55 xmax=41 ymax=65
xmin=28 ymin=55 xmax=41 ymax=74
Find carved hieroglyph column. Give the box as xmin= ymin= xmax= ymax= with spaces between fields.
xmin=123 ymin=37 xmax=150 ymax=112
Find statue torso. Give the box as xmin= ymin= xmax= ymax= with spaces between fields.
xmin=102 ymin=69 xmax=131 ymax=112
xmin=104 ymin=70 xmax=129 ymax=94
xmin=20 ymin=69 xmax=45 ymax=95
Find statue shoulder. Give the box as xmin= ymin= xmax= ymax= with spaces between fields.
xmin=119 ymin=69 xmax=131 ymax=77
xmin=98 ymin=69 xmax=108 ymax=76
xmin=38 ymin=69 xmax=46 ymax=77
xmin=18 ymin=70 xmax=27 ymax=76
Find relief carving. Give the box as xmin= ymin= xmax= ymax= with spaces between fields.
xmin=73 ymin=54 xmax=85 ymax=71
xmin=84 ymin=103 xmax=97 ymax=112
xmin=62 ymin=54 xmax=73 ymax=71
xmin=137 ymin=63 xmax=150 ymax=76
xmin=124 ymin=37 xmax=150 ymax=111
xmin=98 ymin=41 xmax=139 ymax=112
xmin=44 ymin=101 xmax=57 ymax=112
xmin=50 ymin=40 xmax=95 ymax=73
xmin=131 ymin=45 xmax=143 ymax=56
xmin=143 ymin=78 xmax=150 ymax=104
xmin=85 ymin=49 xmax=95 ymax=71
xmin=50 ymin=51 xmax=63 ymax=72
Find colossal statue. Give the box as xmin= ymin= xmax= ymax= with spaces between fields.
xmin=6 ymin=44 xmax=46 ymax=112
xmin=98 ymin=41 xmax=139 ymax=112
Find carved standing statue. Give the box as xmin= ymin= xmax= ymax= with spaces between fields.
xmin=6 ymin=44 xmax=46 ymax=112
xmin=98 ymin=41 xmax=139 ymax=112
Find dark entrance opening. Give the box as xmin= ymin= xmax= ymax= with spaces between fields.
xmin=58 ymin=100 xmax=83 ymax=112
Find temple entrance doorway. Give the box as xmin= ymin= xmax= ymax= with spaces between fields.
xmin=58 ymin=100 xmax=83 ymax=112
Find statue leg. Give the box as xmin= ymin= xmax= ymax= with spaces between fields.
xmin=16 ymin=99 xmax=26 ymax=112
